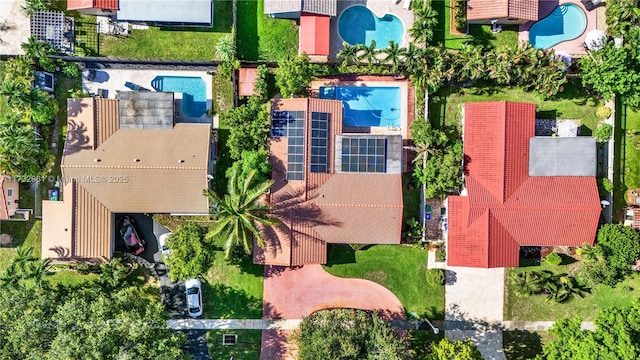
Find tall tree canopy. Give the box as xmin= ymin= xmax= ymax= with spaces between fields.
xmin=542 ymin=302 xmax=640 ymax=360
xmin=275 ymin=53 xmax=314 ymax=98
xmin=595 ymin=223 xmax=640 ymax=273
xmin=294 ymin=309 xmax=405 ymax=360
xmin=164 ymin=222 xmax=212 ymax=281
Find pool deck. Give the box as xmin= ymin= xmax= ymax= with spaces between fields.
xmin=82 ymin=69 xmax=213 ymax=123
xmin=309 ymin=76 xmax=413 ymax=140
xmin=0 ymin=0 xmax=30 ymax=56
xmin=519 ymin=0 xmax=597 ymax=56
xmin=329 ymin=0 xmax=414 ymax=60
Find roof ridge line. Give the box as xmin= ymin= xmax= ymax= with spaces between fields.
xmin=317 ymin=203 xmax=403 ymax=208
xmin=62 ymin=165 xmax=206 ymax=170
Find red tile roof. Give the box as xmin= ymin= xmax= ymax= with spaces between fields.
xmin=448 ymin=102 xmax=601 ymax=268
xmin=238 ymin=68 xmax=258 ymax=97
xmin=255 ymin=98 xmax=403 ymax=266
xmin=299 ymin=14 xmax=330 ymax=56
xmin=467 ymin=0 xmax=538 ymax=22
xmin=67 ymin=0 xmax=119 ymax=10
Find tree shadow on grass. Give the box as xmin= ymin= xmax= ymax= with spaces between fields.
xmin=503 ymin=329 xmax=544 ymax=360
xmin=203 ymin=283 xmax=263 ymax=319
xmin=227 ymin=250 xmax=266 ymax=278
xmin=407 ymin=329 xmax=445 ymax=359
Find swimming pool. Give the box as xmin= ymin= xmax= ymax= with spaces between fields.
xmin=529 ymin=4 xmax=587 ymax=49
xmin=319 ymin=86 xmax=401 ymax=127
xmin=151 ymin=76 xmax=207 ymax=118
xmin=338 ymin=5 xmax=404 ymax=49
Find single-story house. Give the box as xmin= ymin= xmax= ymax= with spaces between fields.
xmin=447 ymin=101 xmax=601 ymax=268
xmin=68 ymin=0 xmax=213 ymax=26
xmin=466 ymin=0 xmax=538 ymax=24
xmin=264 ymin=0 xmax=337 ymax=58
xmin=0 ymin=176 xmax=19 ymax=220
xmin=254 ymin=98 xmax=404 ymax=266
xmin=42 ymin=93 xmax=211 ymax=263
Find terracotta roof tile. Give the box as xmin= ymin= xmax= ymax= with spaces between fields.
xmin=68 ymin=0 xmax=119 ymax=10
xmin=299 ymin=15 xmax=330 ymax=56
xmin=449 ymin=102 xmax=601 ymax=268
xmin=467 ymin=0 xmax=538 ymax=22
xmin=239 ymin=68 xmax=258 ymax=97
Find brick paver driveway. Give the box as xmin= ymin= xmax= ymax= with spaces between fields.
xmin=260 ymin=264 xmax=405 ymax=359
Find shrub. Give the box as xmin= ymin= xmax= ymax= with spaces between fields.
xmin=598 ymin=178 xmax=614 ymax=196
xmin=404 ymin=217 xmax=423 ymax=244
xmin=425 ymin=268 xmax=445 ymax=286
xmin=454 ymin=0 xmax=467 ymax=33
xmin=595 ymin=106 xmax=612 ymax=120
xmin=545 ymin=252 xmax=562 ymax=266
xmin=436 ymin=246 xmax=446 ymax=262
xmin=575 ymin=260 xmax=618 ymax=287
xmin=595 ymin=123 xmax=613 ymax=142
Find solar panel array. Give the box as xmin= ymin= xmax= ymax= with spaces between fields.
xmin=341 ymin=137 xmax=386 ymax=173
xmin=310 ymin=112 xmax=329 ymax=173
xmin=272 ymin=111 xmax=305 ymax=181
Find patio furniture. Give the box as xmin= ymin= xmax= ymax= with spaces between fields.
xmin=97 ymin=88 xmax=109 ymax=98
xmin=403 ymin=0 xmax=412 ymax=10
xmin=124 ymin=81 xmax=150 ymax=92
xmin=581 ymin=0 xmax=601 ymax=11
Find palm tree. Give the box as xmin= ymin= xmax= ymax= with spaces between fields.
xmin=0 ymin=264 xmax=21 ymax=288
xmin=358 ymin=40 xmax=379 ymax=65
xmin=0 ymin=81 xmax=28 ymax=106
xmin=510 ymin=271 xmax=543 ymax=297
xmin=381 ymin=41 xmax=404 ymax=73
xmin=337 ymin=42 xmax=360 ymax=68
xmin=98 ymin=258 xmax=128 ymax=289
xmin=21 ymin=36 xmax=52 ymax=61
xmin=20 ymin=0 xmax=48 ymax=18
xmin=205 ymin=168 xmax=280 ymax=259
xmin=26 ymin=258 xmax=53 ymax=288
xmin=409 ymin=6 xmax=438 ymax=44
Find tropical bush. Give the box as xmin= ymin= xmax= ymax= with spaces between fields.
xmin=509 ymin=270 xmax=588 ymax=303
xmin=225 ymin=149 xmax=271 ymax=184
xmin=425 ymin=269 xmax=445 ymax=286
xmin=595 ymin=123 xmax=613 ymax=142
xmin=545 ymin=252 xmax=562 ymax=266
xmin=595 ymin=106 xmax=612 ymax=120
xmin=595 ymin=224 xmax=640 ymax=274
xmin=428 ymin=338 xmax=483 ymax=360
xmin=221 ymin=95 xmax=271 ymax=160
xmin=164 ymin=222 xmax=211 ymax=281
xmin=597 ymin=178 xmax=614 ymax=196
xmin=275 ymin=53 xmax=314 ymax=98
xmin=404 ymin=217 xmax=424 ymax=243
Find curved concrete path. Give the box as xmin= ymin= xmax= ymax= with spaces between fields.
xmin=260 ymin=264 xmax=406 ymax=360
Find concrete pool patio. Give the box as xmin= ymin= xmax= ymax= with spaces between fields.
xmin=82 ymin=68 xmax=213 ymax=123
xmin=519 ymin=0 xmax=598 ymax=55
xmin=329 ymin=0 xmax=414 ymax=60
xmin=0 ymin=0 xmax=30 ymax=56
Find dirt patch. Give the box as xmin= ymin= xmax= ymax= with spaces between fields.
xmin=363 ymin=270 xmax=387 ymax=284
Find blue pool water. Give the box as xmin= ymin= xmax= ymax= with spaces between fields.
xmin=151 ymin=76 xmax=207 ymax=118
xmin=529 ymin=4 xmax=587 ymax=49
xmin=338 ymin=5 xmax=404 ymax=49
xmin=319 ymin=86 xmax=401 ymax=127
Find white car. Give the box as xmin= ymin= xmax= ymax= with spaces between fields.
xmin=158 ymin=232 xmax=173 ymax=257
xmin=185 ymin=278 xmax=203 ymax=318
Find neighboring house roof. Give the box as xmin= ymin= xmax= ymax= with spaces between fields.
xmin=448 ymin=102 xmax=601 ymax=268
xmin=467 ymin=0 xmax=538 ymax=22
xmin=254 ymin=98 xmax=403 ymax=266
xmin=299 ymin=15 xmax=330 ymax=56
xmin=238 ymin=68 xmax=258 ymax=97
xmin=42 ymin=97 xmax=211 ymax=263
xmin=264 ymin=0 xmax=337 ymax=16
xmin=117 ymin=0 xmax=213 ymax=25
xmin=67 ymin=0 xmax=119 ymax=10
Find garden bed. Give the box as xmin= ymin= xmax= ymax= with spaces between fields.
xmin=613 ymin=101 xmax=640 ymax=215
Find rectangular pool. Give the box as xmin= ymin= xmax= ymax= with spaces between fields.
xmin=151 ymin=76 xmax=207 ymax=118
xmin=319 ymin=86 xmax=401 ymax=127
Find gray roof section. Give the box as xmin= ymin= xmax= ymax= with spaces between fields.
xmin=528 ymin=137 xmax=596 ymax=176
xmin=117 ymin=91 xmax=175 ymax=129
xmin=117 ymin=0 xmax=213 ymax=24
xmin=264 ymin=0 xmax=337 ymax=16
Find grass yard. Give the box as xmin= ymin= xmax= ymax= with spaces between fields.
xmin=211 ymin=73 xmax=234 ymax=195
xmin=208 ymin=330 xmax=262 ymax=360
xmin=323 ymin=245 xmax=444 ymax=319
xmin=468 ymin=24 xmax=519 ymax=49
xmin=236 ymin=0 xmax=298 ymax=61
xmin=503 ymin=330 xmax=554 ymax=360
xmin=504 ymin=262 xmax=640 ymax=321
xmin=432 ymin=0 xmax=470 ymax=50
xmin=613 ymin=101 xmax=640 ymax=214
xmin=100 ymin=0 xmax=233 ymax=60
xmin=429 ymin=80 xmax=602 ymax=132
xmin=203 ymin=237 xmax=264 ymax=319
xmin=403 ymin=174 xmax=421 ymax=223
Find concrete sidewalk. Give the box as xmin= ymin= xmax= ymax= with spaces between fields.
xmin=167 ymin=319 xmax=302 ymax=330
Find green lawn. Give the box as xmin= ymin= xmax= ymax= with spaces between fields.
xmin=100 ymin=0 xmax=233 ymax=59
xmin=211 ymin=73 xmax=234 ymax=195
xmin=432 ymin=0 xmax=470 ymax=50
xmin=614 ymin=102 xmax=640 ymax=214
xmin=403 ymin=173 xmax=421 ymax=223
xmin=429 ymin=80 xmax=602 ymax=132
xmin=323 ymin=245 xmax=444 ymax=319
xmin=504 ymin=262 xmax=640 ymax=321
xmin=203 ymin=238 xmax=264 ymax=319
xmin=207 ymin=330 xmax=262 ymax=360
xmin=236 ymin=0 xmax=298 ymax=61
xmin=468 ymin=24 xmax=519 ymax=49
xmin=503 ymin=330 xmax=554 ymax=360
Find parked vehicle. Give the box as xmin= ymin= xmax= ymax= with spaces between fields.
xmin=119 ymin=216 xmax=145 ymax=255
xmin=185 ymin=278 xmax=203 ymax=318
xmin=158 ymin=232 xmax=173 ymax=258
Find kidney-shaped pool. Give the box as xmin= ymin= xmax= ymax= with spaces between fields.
xmin=338 ymin=5 xmax=404 ymax=49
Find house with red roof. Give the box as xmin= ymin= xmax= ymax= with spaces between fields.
xmin=467 ymin=0 xmax=539 ymax=24
xmin=254 ymin=98 xmax=404 ymax=266
xmin=447 ymin=102 xmax=601 ymax=268
xmin=264 ymin=0 xmax=337 ymax=59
